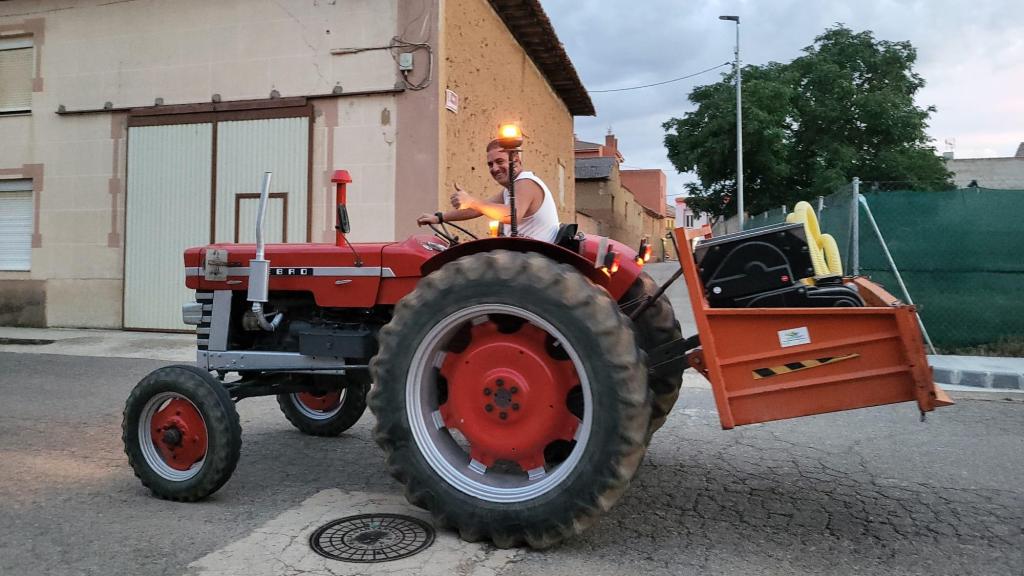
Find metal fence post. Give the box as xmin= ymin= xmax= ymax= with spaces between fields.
xmin=816 ymin=195 xmax=824 ymax=219
xmin=851 ymin=177 xmax=860 ymax=275
xmin=858 ymin=195 xmax=936 ymax=354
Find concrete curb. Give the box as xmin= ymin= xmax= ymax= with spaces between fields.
xmin=928 ymin=354 xmax=1024 ymax=392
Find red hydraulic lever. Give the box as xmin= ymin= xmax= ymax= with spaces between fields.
xmin=331 ymin=170 xmax=352 ymax=247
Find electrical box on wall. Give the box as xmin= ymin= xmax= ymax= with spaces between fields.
xmin=398 ymin=53 xmax=414 ymax=71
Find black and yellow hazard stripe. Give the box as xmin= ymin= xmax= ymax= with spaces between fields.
xmin=752 ymin=354 xmax=859 ymax=379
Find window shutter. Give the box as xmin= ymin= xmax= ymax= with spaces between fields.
xmin=0 ymin=179 xmax=33 ymax=270
xmin=0 ymin=46 xmax=33 ymax=113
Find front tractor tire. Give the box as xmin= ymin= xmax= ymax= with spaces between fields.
xmin=122 ymin=365 xmax=241 ymax=501
xmin=369 ymin=250 xmax=651 ymax=548
xmin=276 ymin=373 xmax=369 ymax=437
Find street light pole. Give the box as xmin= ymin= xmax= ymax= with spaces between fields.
xmin=719 ymin=15 xmax=743 ymax=228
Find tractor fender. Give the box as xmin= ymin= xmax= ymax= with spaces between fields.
xmin=420 ymin=236 xmax=642 ymax=300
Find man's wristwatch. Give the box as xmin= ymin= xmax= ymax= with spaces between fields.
xmin=435 ymin=211 xmax=444 ymax=223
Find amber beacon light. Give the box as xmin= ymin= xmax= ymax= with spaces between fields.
xmin=497 ymin=123 xmax=524 ymax=236
xmin=497 ymin=123 xmax=523 ymax=150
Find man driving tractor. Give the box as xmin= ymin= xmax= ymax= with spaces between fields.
xmin=417 ymin=139 xmax=561 ymax=242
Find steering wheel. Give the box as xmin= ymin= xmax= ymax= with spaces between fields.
xmin=446 ymin=221 xmax=479 ymax=240
xmin=427 ymin=221 xmax=479 ymax=245
xmin=428 ymin=222 xmax=459 ymax=245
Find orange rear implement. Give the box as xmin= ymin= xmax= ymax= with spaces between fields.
xmin=676 ymin=225 xmax=952 ymax=429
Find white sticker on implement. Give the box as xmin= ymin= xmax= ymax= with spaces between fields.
xmin=778 ymin=326 xmax=811 ymax=348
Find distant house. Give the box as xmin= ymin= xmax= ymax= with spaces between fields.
xmin=573 ymin=133 xmax=672 ymax=260
xmin=944 ymin=142 xmax=1024 ymax=188
xmin=674 ymin=197 xmax=708 ymax=229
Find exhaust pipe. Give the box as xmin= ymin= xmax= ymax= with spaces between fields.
xmin=246 ymin=171 xmax=283 ymax=331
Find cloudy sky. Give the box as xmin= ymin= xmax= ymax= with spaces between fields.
xmin=539 ymin=0 xmax=1024 ymax=198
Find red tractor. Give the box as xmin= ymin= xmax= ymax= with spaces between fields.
xmin=123 ymin=166 xmax=683 ymax=548
xmin=123 ymin=162 xmax=950 ymax=548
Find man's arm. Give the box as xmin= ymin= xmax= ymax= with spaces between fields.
xmin=417 ymin=187 xmax=506 ymax=226
xmin=452 ymin=182 xmax=541 ymax=224
xmin=416 ymin=201 xmax=485 ymax=226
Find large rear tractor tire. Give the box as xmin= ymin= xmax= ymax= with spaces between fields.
xmin=369 ymin=250 xmax=651 ymax=548
xmin=276 ymin=373 xmax=369 ymax=437
xmin=122 ymin=365 xmax=241 ymax=501
xmin=620 ymin=271 xmax=684 ymax=439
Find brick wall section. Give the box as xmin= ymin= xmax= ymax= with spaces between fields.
xmin=620 ymin=168 xmax=666 ymax=215
xmin=574 ymin=212 xmax=600 ymax=236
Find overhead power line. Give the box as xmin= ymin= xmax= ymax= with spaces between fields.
xmin=588 ymin=62 xmax=731 ymax=93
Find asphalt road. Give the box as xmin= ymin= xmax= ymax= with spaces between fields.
xmin=1 ymin=350 xmax=1021 ymax=576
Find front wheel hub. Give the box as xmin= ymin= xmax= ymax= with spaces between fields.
xmin=149 ymin=398 xmax=207 ymax=471
xmin=162 ymin=427 xmax=183 ymax=447
xmin=439 ymin=321 xmax=579 ymax=471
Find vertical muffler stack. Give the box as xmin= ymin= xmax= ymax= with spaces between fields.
xmin=245 ymin=171 xmax=283 ymax=331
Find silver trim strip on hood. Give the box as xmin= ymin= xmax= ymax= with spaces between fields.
xmin=186 ymin=266 xmax=396 ymax=278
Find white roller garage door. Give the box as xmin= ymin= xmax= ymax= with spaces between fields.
xmin=124 ymin=116 xmax=309 ymax=330
xmin=124 ymin=123 xmax=213 ymax=330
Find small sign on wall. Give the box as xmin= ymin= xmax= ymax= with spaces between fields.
xmin=445 ymin=89 xmax=459 ymax=113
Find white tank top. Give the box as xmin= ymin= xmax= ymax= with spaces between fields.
xmin=502 ymin=171 xmax=560 ymax=243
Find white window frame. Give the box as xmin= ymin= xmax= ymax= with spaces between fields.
xmin=0 ymin=36 xmax=34 ymax=114
xmin=557 ymin=161 xmax=565 ymax=207
xmin=0 ymin=178 xmax=34 ymax=271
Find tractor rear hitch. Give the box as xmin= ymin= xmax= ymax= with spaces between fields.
xmin=647 ymin=334 xmax=701 ymax=379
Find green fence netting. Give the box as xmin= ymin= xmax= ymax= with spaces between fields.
xmin=857 ymin=188 xmax=1024 ymax=349
xmin=737 ymin=187 xmax=1024 ymax=350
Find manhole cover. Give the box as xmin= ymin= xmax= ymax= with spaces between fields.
xmin=309 ymin=513 xmax=435 ymax=563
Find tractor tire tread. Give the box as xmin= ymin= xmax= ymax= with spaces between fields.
xmin=621 ymin=271 xmax=684 ymax=439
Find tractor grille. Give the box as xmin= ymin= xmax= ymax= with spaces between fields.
xmin=195 ymin=291 xmax=213 ymax=351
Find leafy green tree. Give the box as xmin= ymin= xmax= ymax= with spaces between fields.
xmin=664 ymin=25 xmax=952 ymax=221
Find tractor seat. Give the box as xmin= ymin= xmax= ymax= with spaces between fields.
xmin=553 ymin=223 xmax=581 ymax=252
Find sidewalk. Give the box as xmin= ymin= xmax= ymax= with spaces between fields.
xmin=2 ymin=327 xmax=1022 ymax=396
xmin=0 ymin=326 xmax=194 ymax=362
xmin=928 ymin=354 xmax=1024 ymax=392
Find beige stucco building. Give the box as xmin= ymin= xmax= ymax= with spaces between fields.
xmin=0 ymin=0 xmax=592 ymax=329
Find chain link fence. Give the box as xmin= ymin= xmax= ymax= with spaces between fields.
xmin=711 ymin=183 xmax=1024 ymax=352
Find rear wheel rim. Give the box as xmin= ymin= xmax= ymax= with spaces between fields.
xmin=292 ymin=389 xmax=347 ymax=420
xmin=138 ymin=392 xmax=208 ymax=481
xmin=406 ymin=304 xmax=593 ymax=503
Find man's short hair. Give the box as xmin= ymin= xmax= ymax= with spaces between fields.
xmin=486 ymin=140 xmax=522 ymax=162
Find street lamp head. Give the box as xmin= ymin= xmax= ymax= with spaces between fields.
xmin=719 ymin=15 xmax=739 ymax=22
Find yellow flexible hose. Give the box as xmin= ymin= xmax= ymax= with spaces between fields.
xmin=785 ymin=201 xmax=843 ymax=280
xmin=820 ymin=233 xmax=843 ymax=276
